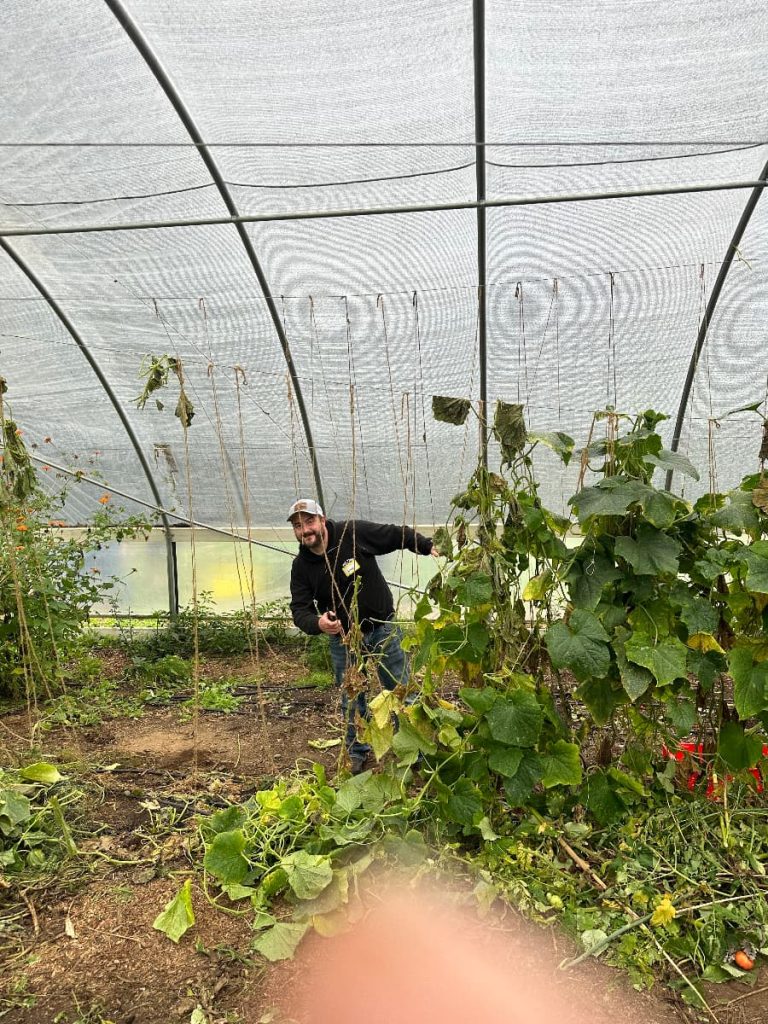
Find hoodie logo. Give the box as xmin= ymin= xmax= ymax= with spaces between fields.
xmin=341 ymin=558 xmax=360 ymax=577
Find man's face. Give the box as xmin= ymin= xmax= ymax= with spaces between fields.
xmin=291 ymin=512 xmax=326 ymax=553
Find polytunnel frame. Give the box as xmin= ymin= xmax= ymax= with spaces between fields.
xmin=665 ymin=155 xmax=768 ymax=491
xmin=1 ymin=3 xmax=768 ymax=615
xmin=0 ymin=235 xmax=181 ymax=617
xmin=105 ymin=0 xmax=325 ymax=512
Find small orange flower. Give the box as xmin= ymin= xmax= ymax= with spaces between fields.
xmin=15 ymin=429 xmax=22 ymax=436
xmin=98 ymin=493 xmax=111 ymax=504
xmin=48 ymin=520 xmax=67 ymax=527
xmin=16 ymin=522 xmax=28 ymax=532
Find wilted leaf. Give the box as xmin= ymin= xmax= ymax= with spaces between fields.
xmin=153 ymin=878 xmax=195 ymax=943
xmin=527 ymin=430 xmax=574 ymax=465
xmin=493 ymin=402 xmax=527 ymax=462
xmin=307 ymin=737 xmax=341 ymax=750
xmin=252 ymin=921 xmax=308 ymax=961
xmin=432 ymin=396 xmax=471 ymax=425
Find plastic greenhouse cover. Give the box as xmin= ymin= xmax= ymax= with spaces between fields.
xmin=1 ymin=0 xmax=768 ymax=548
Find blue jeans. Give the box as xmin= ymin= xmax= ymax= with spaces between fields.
xmin=329 ymin=622 xmax=408 ymax=762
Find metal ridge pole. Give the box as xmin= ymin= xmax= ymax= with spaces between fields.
xmin=104 ymin=0 xmax=324 ymax=509
xmin=0 ymin=236 xmax=179 ymax=617
xmin=474 ymin=0 xmax=488 ymax=463
xmin=665 ymin=156 xmax=768 ymax=491
xmin=4 ymin=178 xmax=763 ymax=238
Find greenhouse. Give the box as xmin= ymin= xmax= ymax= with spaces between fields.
xmin=2 ymin=1 xmax=768 ymax=1022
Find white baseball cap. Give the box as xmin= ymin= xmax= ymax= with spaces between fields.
xmin=287 ymin=498 xmax=325 ymax=521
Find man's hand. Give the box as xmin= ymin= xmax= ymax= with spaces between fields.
xmin=318 ymin=611 xmax=343 ymax=635
xmin=430 ymin=544 xmax=441 ymax=559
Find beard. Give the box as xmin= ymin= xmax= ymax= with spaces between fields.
xmin=301 ymin=527 xmax=325 ymax=553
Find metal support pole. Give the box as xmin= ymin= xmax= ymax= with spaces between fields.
xmin=2 ymin=179 xmax=764 ymax=239
xmin=665 ymin=156 xmax=768 ymax=491
xmin=0 ymin=237 xmax=180 ymax=617
xmin=105 ymin=0 xmax=325 ymax=509
xmin=473 ymin=0 xmax=488 ymax=464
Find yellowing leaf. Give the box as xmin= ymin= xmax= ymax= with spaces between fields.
xmin=369 ymin=689 xmax=400 ymax=729
xmin=651 ymin=895 xmax=677 ymax=927
xmin=686 ymin=632 xmax=725 ymax=654
xmin=523 ymin=570 xmax=553 ymax=602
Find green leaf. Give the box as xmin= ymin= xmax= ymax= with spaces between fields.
xmin=585 ymin=771 xmax=626 ymax=825
xmin=207 ymin=805 xmax=247 ymax=834
xmin=567 ymin=553 xmax=619 ymax=611
xmin=717 ymin=722 xmax=764 ymax=770
xmin=252 ymin=921 xmax=309 ymax=962
xmin=569 ymin=478 xmax=649 ymax=522
xmin=674 ymin=594 xmax=719 ymax=637
xmin=740 ymin=541 xmax=768 ymax=593
xmin=487 ymin=744 xmax=524 ymax=777
xmin=624 ymin=635 xmax=688 ymax=687
xmin=503 ymin=751 xmax=543 ymax=806
xmin=153 ymin=878 xmax=195 ymax=943
xmin=203 ymin=829 xmax=250 ymax=885
xmin=493 ymin=401 xmax=527 ymax=461
xmin=709 ymin=490 xmax=760 ymax=534
xmin=614 ymin=526 xmax=681 ymax=576
xmin=281 ymin=851 xmax=333 ymax=900
xmin=456 ymin=572 xmax=493 ymax=607
xmin=485 ymin=691 xmax=543 ymax=748
xmin=527 ymin=430 xmax=575 ymax=465
xmin=664 ymin=699 xmax=698 ymax=735
xmin=729 ymin=646 xmax=768 ymax=719
xmin=19 ymin=762 xmax=62 ymax=785
xmin=0 ymin=790 xmax=31 ymax=827
xmin=432 ymin=395 xmax=471 ymax=425
xmin=643 ymin=449 xmax=700 ymax=481
xmin=576 ymin=678 xmax=626 ymax=726
xmin=613 ymin=637 xmax=653 ymax=701
xmin=443 ymin=778 xmax=483 ymax=826
xmin=392 ymin=718 xmax=435 ymax=765
xmin=545 ymin=609 xmax=611 ymax=681
xmin=541 ymin=741 xmax=582 ymax=788
xmin=641 ymin=489 xmax=677 ymax=529
xmin=459 ymin=686 xmax=497 ymax=714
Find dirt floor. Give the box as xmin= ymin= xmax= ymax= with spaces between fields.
xmin=0 ymin=648 xmax=763 ymax=1024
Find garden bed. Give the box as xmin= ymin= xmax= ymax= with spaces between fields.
xmin=0 ymin=648 xmax=763 ymax=1024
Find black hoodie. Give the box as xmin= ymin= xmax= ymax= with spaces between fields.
xmin=289 ymin=519 xmax=433 ymax=635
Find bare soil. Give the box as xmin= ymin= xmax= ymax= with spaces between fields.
xmin=0 ymin=648 xmax=761 ymax=1024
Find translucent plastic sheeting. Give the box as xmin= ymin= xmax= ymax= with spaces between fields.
xmin=2 ymin=0 xmax=768 ymax=536
xmin=89 ymin=531 xmax=440 ymax=617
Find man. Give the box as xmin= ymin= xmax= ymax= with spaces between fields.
xmin=288 ymin=498 xmax=438 ymax=774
